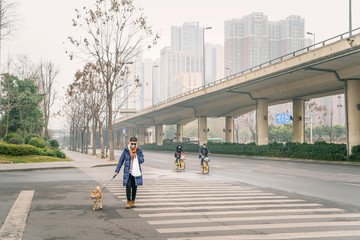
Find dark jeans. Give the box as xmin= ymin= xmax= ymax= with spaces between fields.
xmin=126 ymin=174 xmax=137 ymax=201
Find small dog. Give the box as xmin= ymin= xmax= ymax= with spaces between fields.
xmin=90 ymin=186 xmax=103 ymax=210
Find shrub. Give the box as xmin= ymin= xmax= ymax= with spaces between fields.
xmin=8 ymin=137 xmax=23 ymax=145
xmin=0 ymin=142 xmax=41 ymax=156
xmin=38 ymin=147 xmax=66 ymax=158
xmin=25 ymin=133 xmax=41 ymax=144
xmin=49 ymin=140 xmax=59 ymax=148
xmin=4 ymin=133 xmax=23 ymax=144
xmin=28 ymin=137 xmax=46 ymax=148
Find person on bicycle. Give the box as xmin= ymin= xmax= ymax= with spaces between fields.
xmin=199 ymin=143 xmax=210 ymax=166
xmin=175 ymin=143 xmax=184 ymax=163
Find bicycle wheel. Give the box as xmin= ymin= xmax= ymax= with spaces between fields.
xmin=174 ymin=160 xmax=179 ymax=170
xmin=96 ymin=153 xmax=102 ymax=159
xmin=180 ymin=160 xmax=185 ymax=170
xmin=203 ymin=161 xmax=209 ymax=174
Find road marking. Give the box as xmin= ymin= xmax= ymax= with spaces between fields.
xmin=139 ymin=208 xmax=345 ymax=218
xmin=148 ymin=213 xmax=360 ymax=225
xmin=168 ymin=230 xmax=360 ymax=240
xmin=157 ymin=221 xmax=360 ymax=233
xmin=134 ymin=203 xmax=321 ymax=211
xmin=114 ymin=192 xmax=269 ymax=198
xmin=344 ymin=182 xmax=360 ymax=187
xmin=132 ymin=194 xmax=281 ymax=202
xmin=0 ymin=190 xmax=35 ymax=240
xmin=134 ymin=198 xmax=299 ymax=207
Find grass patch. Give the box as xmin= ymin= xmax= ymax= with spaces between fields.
xmin=0 ymin=154 xmax=72 ymax=164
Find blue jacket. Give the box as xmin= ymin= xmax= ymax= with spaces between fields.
xmin=115 ymin=146 xmax=144 ymax=186
xmin=199 ymin=146 xmax=210 ymax=158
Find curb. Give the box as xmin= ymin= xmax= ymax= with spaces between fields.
xmin=0 ymin=166 xmax=76 ymax=172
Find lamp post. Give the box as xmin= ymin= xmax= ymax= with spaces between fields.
xmin=306 ymin=32 xmax=315 ymax=49
xmin=349 ymin=0 xmax=352 ymax=37
xmin=225 ymin=67 xmax=232 ymax=76
xmin=202 ymin=26 xmax=212 ymax=88
xmin=152 ymin=65 xmax=158 ymax=106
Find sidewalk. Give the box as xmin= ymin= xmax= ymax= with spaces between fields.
xmin=0 ymin=150 xmax=118 ymax=172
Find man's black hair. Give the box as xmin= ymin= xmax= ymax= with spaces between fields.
xmin=130 ymin=136 xmax=137 ymax=142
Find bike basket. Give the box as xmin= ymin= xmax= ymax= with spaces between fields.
xmin=181 ymin=156 xmax=186 ymax=160
xmin=204 ymin=157 xmax=210 ymax=162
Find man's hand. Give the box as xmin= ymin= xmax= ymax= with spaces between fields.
xmin=114 ymin=172 xmax=119 ymax=176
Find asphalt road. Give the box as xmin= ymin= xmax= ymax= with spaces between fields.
xmin=1 ymin=150 xmax=360 ymax=239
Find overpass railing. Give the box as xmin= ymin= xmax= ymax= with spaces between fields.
xmin=142 ymin=27 xmax=360 ymax=112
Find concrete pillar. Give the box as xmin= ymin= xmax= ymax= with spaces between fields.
xmin=138 ymin=126 xmax=146 ymax=145
xmin=156 ymin=124 xmax=164 ymax=146
xmin=176 ymin=124 xmax=183 ymax=142
xmin=256 ymin=99 xmax=268 ymax=145
xmin=225 ymin=117 xmax=234 ymax=143
xmin=198 ymin=117 xmax=207 ymax=146
xmin=347 ymin=80 xmax=360 ymax=153
xmin=292 ymin=99 xmax=305 ymax=143
xmin=144 ymin=127 xmax=148 ymax=145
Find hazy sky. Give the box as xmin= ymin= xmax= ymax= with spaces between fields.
xmin=2 ymin=0 xmax=359 ymax=129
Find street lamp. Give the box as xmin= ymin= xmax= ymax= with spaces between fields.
xmin=306 ymin=32 xmax=315 ymax=49
xmin=202 ymin=26 xmax=212 ymax=88
xmin=152 ymin=65 xmax=158 ymax=106
xmin=225 ymin=67 xmax=232 ymax=76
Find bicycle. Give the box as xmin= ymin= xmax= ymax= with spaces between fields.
xmin=96 ymin=152 xmax=109 ymax=159
xmin=174 ymin=152 xmax=186 ymax=171
xmin=200 ymin=156 xmax=210 ymax=174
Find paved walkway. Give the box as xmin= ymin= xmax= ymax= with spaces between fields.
xmin=0 ymin=150 xmax=118 ymax=172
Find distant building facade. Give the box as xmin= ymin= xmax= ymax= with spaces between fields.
xmin=225 ymin=13 xmax=307 ymax=75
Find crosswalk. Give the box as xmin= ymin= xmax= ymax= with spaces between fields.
xmin=103 ymin=179 xmax=360 ymax=239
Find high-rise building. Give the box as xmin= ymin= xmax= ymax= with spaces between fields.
xmin=225 ymin=13 xmax=307 ymax=75
xmin=161 ymin=22 xmax=205 ymax=99
xmin=205 ymin=43 xmax=224 ymax=83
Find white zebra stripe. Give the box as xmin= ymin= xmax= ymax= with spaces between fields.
xmin=167 ymin=230 xmax=360 ymax=240
xmin=157 ymin=221 xmax=360 ymax=233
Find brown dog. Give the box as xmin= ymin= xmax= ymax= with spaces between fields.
xmin=91 ymin=186 xmax=103 ymax=210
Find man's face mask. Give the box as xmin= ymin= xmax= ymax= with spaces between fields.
xmin=131 ymin=143 xmax=137 ymax=148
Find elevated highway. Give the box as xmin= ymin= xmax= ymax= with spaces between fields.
xmin=114 ymin=30 xmax=360 ymax=155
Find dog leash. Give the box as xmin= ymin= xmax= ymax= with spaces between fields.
xmin=101 ymin=174 xmax=117 ymax=191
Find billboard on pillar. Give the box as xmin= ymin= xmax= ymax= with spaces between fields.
xmin=275 ymin=114 xmax=291 ymax=124
xmin=123 ymin=129 xmax=126 ymax=134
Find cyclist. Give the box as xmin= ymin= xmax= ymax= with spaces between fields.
xmin=174 ymin=143 xmax=184 ymax=164
xmin=199 ymin=143 xmax=210 ymax=166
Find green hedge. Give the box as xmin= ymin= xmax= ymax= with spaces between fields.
xmin=0 ymin=142 xmax=66 ymax=159
xmin=0 ymin=142 xmax=40 ymax=156
xmin=141 ymin=141 xmax=349 ymax=161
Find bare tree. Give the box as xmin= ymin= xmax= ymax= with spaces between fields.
xmin=67 ymin=0 xmax=159 ymax=160
xmin=0 ymin=0 xmax=19 ymax=70
xmin=11 ymin=55 xmax=39 ymax=80
xmin=38 ymin=61 xmax=59 ymax=138
xmin=237 ymin=111 xmax=256 ymax=142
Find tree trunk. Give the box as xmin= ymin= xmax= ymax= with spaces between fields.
xmin=98 ymin=120 xmax=105 ymax=155
xmin=86 ymin=125 xmax=89 ymax=154
xmin=92 ymin=116 xmax=97 ymax=155
xmin=108 ymin=100 xmax=115 ymax=160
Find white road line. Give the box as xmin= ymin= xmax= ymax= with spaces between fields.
xmin=135 ymin=190 xmax=261 ymax=195
xmin=344 ymin=183 xmax=360 ymax=187
xmin=134 ymin=203 xmax=321 ymax=211
xmin=132 ymin=194 xmax=281 ymax=202
xmin=113 ymin=192 xmax=268 ymax=198
xmin=134 ymin=198 xmax=299 ymax=207
xmin=148 ymin=213 xmax=360 ymax=225
xmin=0 ymin=190 xmax=35 ymax=240
xmin=168 ymin=230 xmax=360 ymax=240
xmin=157 ymin=221 xmax=360 ymax=233
xmin=139 ymin=208 xmax=345 ymax=218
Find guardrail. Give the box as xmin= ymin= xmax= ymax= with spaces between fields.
xmin=141 ymin=28 xmax=360 ymax=112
